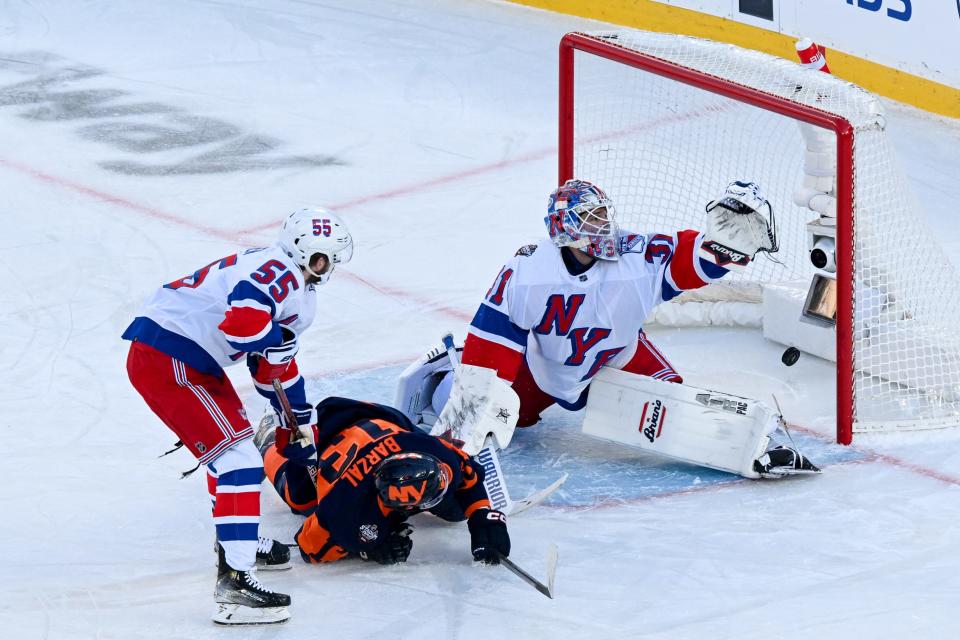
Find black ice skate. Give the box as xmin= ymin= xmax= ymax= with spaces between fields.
xmin=212 ymin=545 xmax=291 ymax=625
xmin=256 ymin=536 xmax=291 ymax=571
xmin=213 ymin=536 xmax=291 ymax=571
xmin=754 ymin=445 xmax=821 ymax=479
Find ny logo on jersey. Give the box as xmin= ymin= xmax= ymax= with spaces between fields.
xmin=533 ymin=294 xmax=625 ymax=381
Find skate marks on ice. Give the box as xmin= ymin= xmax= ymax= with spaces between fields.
xmin=0 ymin=51 xmax=342 ymax=175
xmin=0 ymin=565 xmax=215 ymax=639
xmin=303 ymin=365 xmax=864 ymax=508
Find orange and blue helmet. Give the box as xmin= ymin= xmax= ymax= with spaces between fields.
xmin=545 ymin=179 xmax=619 ymax=261
xmin=374 ymin=452 xmax=451 ymax=510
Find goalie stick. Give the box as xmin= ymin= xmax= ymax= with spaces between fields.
xmin=497 ymin=544 xmax=558 ymax=599
xmin=439 ymin=334 xmax=567 ymax=516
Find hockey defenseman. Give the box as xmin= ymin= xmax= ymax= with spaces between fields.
xmin=122 ymin=208 xmax=353 ymax=625
xmin=255 ymin=396 xmax=511 ymax=566
xmin=397 ymin=179 xmax=819 ymax=480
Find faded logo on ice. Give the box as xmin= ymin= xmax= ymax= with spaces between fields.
xmin=0 ymin=51 xmax=343 ymax=175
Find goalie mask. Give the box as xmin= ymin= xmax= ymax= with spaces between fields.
xmin=545 ymin=179 xmax=620 ymax=261
xmin=374 ymin=452 xmax=452 ymax=510
xmin=278 ymin=208 xmax=354 ymax=284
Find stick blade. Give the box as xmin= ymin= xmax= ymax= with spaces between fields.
xmin=505 ymin=473 xmax=568 ymax=517
xmin=545 ymin=543 xmax=559 ymax=598
xmin=497 ymin=544 xmax=558 ymax=600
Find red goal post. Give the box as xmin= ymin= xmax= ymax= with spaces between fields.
xmin=558 ymin=31 xmax=956 ymax=445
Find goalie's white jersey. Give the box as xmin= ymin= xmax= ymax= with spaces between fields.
xmin=462 ymin=230 xmax=728 ymax=405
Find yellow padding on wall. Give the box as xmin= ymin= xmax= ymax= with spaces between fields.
xmin=509 ymin=0 xmax=960 ymax=120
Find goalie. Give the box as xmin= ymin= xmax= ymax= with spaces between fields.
xmin=397 ymin=179 xmax=819 ymax=479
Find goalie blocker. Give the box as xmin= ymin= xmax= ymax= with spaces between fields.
xmin=394 ymin=343 xmax=519 ymax=455
xmin=395 ymin=336 xmax=567 ymax=515
xmin=582 ymin=368 xmax=819 ymax=479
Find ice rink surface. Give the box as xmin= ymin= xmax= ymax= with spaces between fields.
xmin=2 ymin=1 xmax=960 ymax=638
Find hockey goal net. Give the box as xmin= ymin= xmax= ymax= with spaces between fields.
xmin=560 ymin=30 xmax=960 ymax=444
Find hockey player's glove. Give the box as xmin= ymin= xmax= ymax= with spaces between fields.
xmin=280 ymin=431 xmax=316 ymax=463
xmin=247 ymin=327 xmax=299 ymax=381
xmin=275 ymin=406 xmax=317 ymax=458
xmin=359 ymin=524 xmax=413 ymax=565
xmin=468 ymin=509 xmax=510 ymax=565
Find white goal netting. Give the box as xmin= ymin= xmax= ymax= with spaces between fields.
xmin=568 ymin=30 xmax=960 ymax=435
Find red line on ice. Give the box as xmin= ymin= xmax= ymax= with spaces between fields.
xmin=0 ymin=158 xmax=245 ymax=244
xmin=234 ymin=101 xmax=735 ymax=235
xmin=861 ymin=451 xmax=960 ymax=486
xmin=785 ymin=421 xmax=960 ymax=486
xmin=0 ymin=101 xmax=730 ymax=323
xmin=0 ymin=157 xmax=471 ymax=322
xmin=236 ymin=146 xmax=557 ymax=235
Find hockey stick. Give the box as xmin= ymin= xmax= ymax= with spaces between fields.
xmin=440 ymin=334 xmax=567 ymax=516
xmin=271 ymin=378 xmax=301 ymax=446
xmin=496 ymin=543 xmax=558 ymax=599
xmin=271 ymin=379 xmax=318 ymax=481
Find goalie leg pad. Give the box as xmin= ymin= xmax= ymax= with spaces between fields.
xmin=582 ymin=368 xmax=779 ymax=479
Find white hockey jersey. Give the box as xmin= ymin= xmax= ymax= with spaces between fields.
xmin=122 ymin=245 xmax=317 ymax=407
xmin=461 ymin=231 xmax=727 ymax=405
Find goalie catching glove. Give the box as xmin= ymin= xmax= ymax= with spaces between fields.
xmin=468 ymin=509 xmax=510 ymax=565
xmin=700 ymin=180 xmax=778 ymax=271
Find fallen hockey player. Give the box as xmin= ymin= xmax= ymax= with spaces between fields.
xmin=396 ymin=179 xmax=820 ymax=480
xmin=255 ymin=396 xmax=511 ymax=566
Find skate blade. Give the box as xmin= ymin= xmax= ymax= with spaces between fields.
xmin=215 ymin=558 xmax=293 ymax=572
xmin=211 ymin=603 xmax=290 ymax=625
xmin=759 ymin=466 xmax=822 ymax=479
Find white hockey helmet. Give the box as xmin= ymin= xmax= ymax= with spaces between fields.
xmin=278 ymin=207 xmax=353 ymax=284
